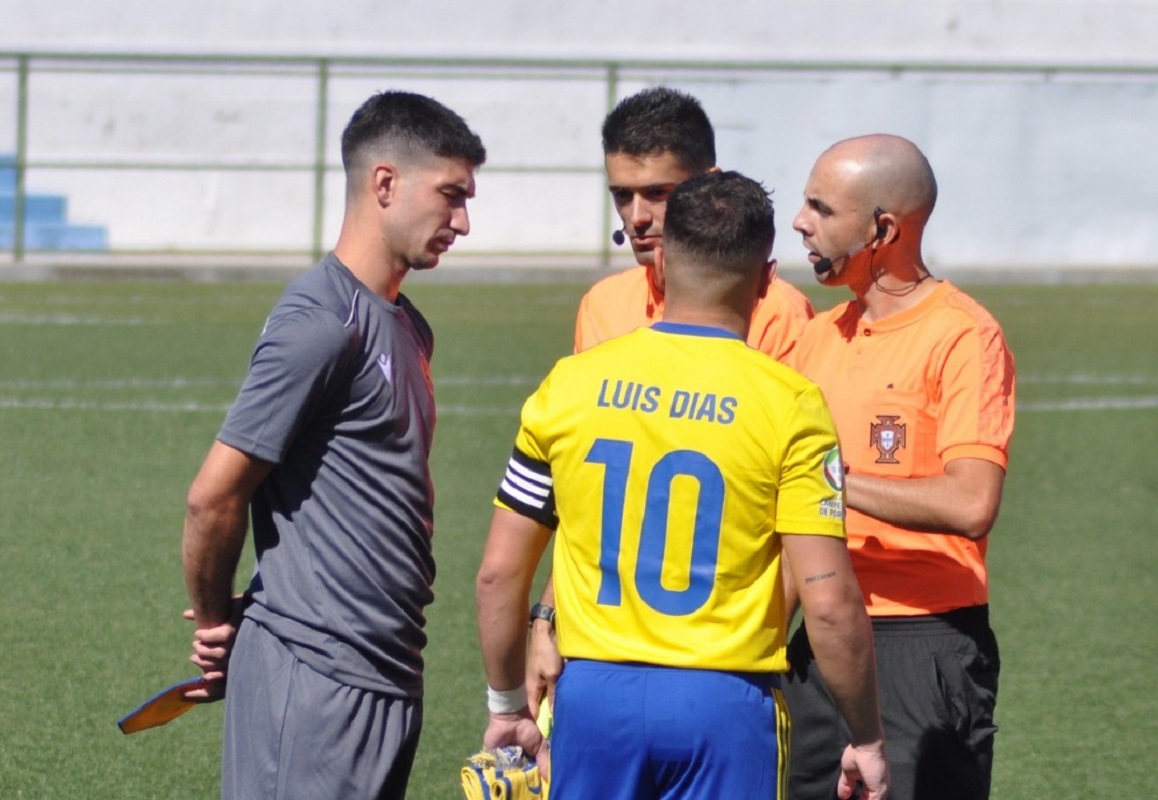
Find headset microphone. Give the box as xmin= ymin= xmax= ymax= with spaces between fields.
xmin=813 ymin=242 xmax=866 ymax=279
xmin=611 ymin=227 xmax=626 ymax=246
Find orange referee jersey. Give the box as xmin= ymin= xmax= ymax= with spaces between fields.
xmin=574 ymin=265 xmax=814 ymax=357
xmin=787 ymin=280 xmax=1015 ymax=616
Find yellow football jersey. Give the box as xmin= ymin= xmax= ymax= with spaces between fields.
xmin=496 ymin=323 xmax=845 ymax=673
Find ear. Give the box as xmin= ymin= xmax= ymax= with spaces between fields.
xmin=706 ymin=165 xmax=722 ymax=175
xmin=372 ymin=163 xmax=399 ymax=208
xmin=872 ymin=211 xmax=897 ymax=248
xmin=652 ymin=243 xmax=667 ymax=294
xmin=758 ymin=258 xmax=776 ymax=299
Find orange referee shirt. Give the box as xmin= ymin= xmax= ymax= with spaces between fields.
xmin=787 ymin=280 xmax=1015 ymax=616
xmin=574 ymin=265 xmax=814 ymax=357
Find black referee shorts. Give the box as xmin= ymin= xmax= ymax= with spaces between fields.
xmin=783 ymin=605 xmax=1000 ymax=800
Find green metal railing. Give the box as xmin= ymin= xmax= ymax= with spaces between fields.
xmin=1 ymin=51 xmax=628 ymax=263
xmin=3 ymin=50 xmax=1154 ymax=265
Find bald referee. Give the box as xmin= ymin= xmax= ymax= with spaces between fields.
xmin=783 ymin=134 xmax=1014 ymax=800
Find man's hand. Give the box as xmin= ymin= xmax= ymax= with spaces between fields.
xmin=837 ymin=740 xmax=889 ymax=800
xmin=183 ymin=620 xmax=236 ymax=701
xmin=181 ymin=595 xmax=245 ymax=702
xmin=482 ymin=710 xmax=551 ymax=782
xmin=526 ymin=618 xmax=562 ymax=712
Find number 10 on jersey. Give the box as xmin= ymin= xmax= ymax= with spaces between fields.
xmin=585 ymin=438 xmax=725 ymax=617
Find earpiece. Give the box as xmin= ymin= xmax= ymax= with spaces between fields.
xmin=873 ymin=207 xmax=887 ymax=241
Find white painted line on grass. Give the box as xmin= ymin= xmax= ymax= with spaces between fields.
xmin=436 ymin=376 xmax=540 ymax=386
xmin=2 ymin=395 xmax=1154 ymax=414
xmin=0 ymin=376 xmax=536 ymax=390
xmin=4 ymin=373 xmax=1152 ymax=392
xmin=436 ymin=404 xmax=523 ymax=416
xmin=0 ymin=398 xmax=233 ymax=412
xmin=0 ymin=378 xmax=238 ymax=390
xmin=0 ymin=313 xmax=148 ymax=326
xmin=0 ymin=397 xmax=521 ymax=415
xmin=1020 ymin=374 xmax=1157 ymax=385
xmin=1019 ymin=396 xmax=1158 ymax=411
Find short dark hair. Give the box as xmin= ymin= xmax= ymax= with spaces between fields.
xmin=601 ymin=87 xmax=716 ymax=173
xmin=340 ymin=91 xmax=487 ymax=173
xmin=663 ymin=171 xmax=775 ymax=274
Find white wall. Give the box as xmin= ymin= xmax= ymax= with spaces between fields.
xmin=2 ymin=1 xmax=1156 ymax=274
xmin=3 ymin=1 xmax=1155 ymax=64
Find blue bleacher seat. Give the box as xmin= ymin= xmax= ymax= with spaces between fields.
xmin=0 ymin=194 xmax=68 ymax=223
xmin=0 ymin=154 xmax=108 ymax=251
xmin=0 ymin=223 xmax=109 ymax=251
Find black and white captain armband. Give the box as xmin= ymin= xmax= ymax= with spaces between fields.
xmin=495 ymin=448 xmax=558 ymax=528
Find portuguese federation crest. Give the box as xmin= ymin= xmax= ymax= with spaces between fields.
xmin=870 ymin=415 xmax=906 ymax=464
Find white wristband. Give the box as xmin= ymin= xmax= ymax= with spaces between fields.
xmin=487 ymin=685 xmax=528 ymax=714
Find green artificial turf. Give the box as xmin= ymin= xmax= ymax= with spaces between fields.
xmin=0 ymin=278 xmax=1152 ymax=798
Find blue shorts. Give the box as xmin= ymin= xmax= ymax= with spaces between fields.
xmin=551 ymin=660 xmax=787 ymax=800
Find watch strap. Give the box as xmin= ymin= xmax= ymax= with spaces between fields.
xmin=529 ymin=602 xmax=556 ymax=627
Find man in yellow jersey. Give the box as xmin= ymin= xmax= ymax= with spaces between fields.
xmin=529 ymin=86 xmax=816 ymax=710
xmin=783 ymin=135 xmax=1015 ymax=800
xmin=476 ymin=171 xmax=888 ymax=800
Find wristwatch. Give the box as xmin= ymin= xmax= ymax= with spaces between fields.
xmin=529 ymin=602 xmax=556 ymax=628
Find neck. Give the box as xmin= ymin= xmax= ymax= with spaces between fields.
xmin=851 ymin=253 xmax=935 ymax=322
xmin=661 ymin=301 xmax=749 ymax=340
xmin=333 ymin=234 xmax=407 ymax=303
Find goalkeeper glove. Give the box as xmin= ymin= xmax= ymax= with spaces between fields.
xmin=461 ymin=746 xmax=547 ymax=800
